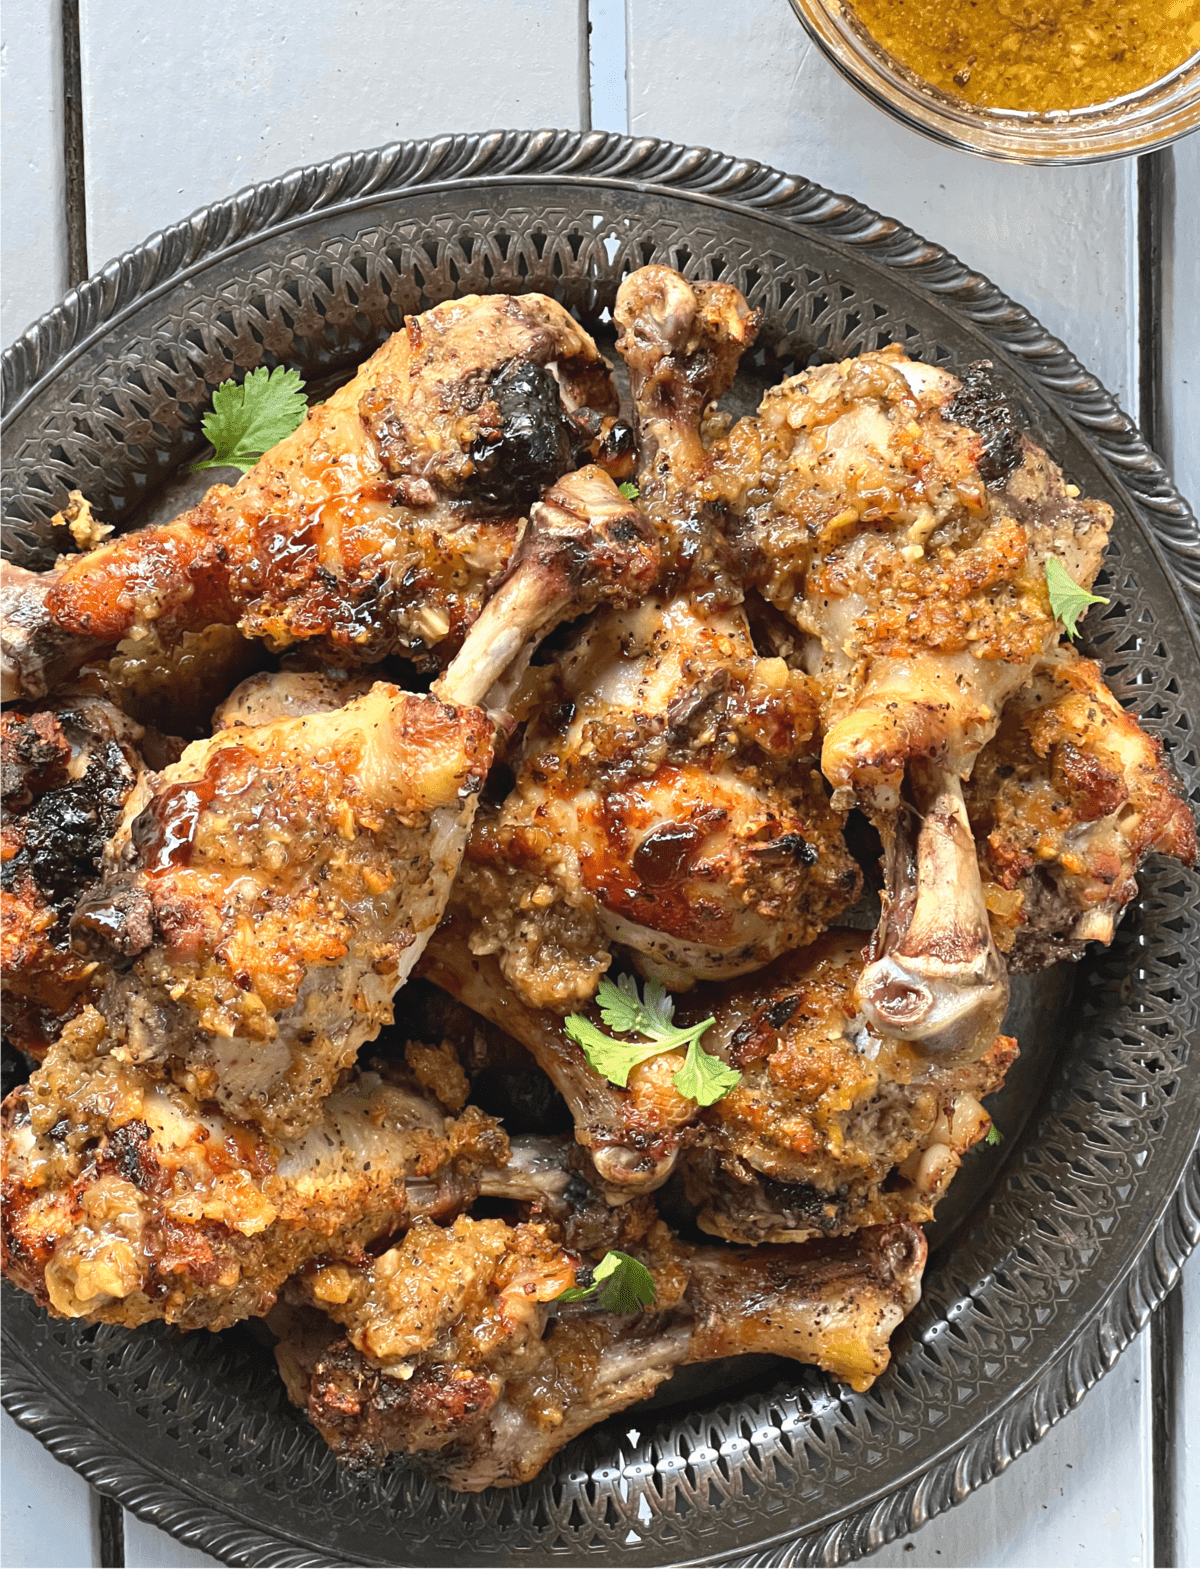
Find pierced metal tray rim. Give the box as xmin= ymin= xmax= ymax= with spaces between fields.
xmin=2 ymin=126 xmax=1198 ymax=1569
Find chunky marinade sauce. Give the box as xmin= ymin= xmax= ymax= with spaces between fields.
xmin=849 ymin=0 xmax=1200 ymax=110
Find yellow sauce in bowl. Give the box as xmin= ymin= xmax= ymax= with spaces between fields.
xmin=847 ymin=0 xmax=1200 ymax=110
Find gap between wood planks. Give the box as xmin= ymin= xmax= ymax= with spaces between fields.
xmin=1139 ymin=142 xmax=1184 ymax=1569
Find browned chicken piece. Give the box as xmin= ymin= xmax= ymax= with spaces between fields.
xmin=1 ymin=1020 xmax=512 ymax=1331
xmin=965 ymin=642 xmax=1196 ymax=969
xmin=451 ymin=268 xmax=859 ymax=1008
xmin=706 ymin=343 xmax=1114 ymax=1062
xmin=420 ymin=922 xmax=695 ymax=1192
xmin=613 ymin=263 xmax=757 ymax=595
xmin=52 ymin=469 xmax=654 ymax=1137
xmin=273 ymin=1214 xmax=926 ymax=1488
xmin=1 ymin=293 xmax=628 ymax=701
xmin=69 ymin=683 xmax=493 ymax=1135
xmin=674 ymin=931 xmax=1017 ymax=1243
xmin=422 ymin=923 xmax=1014 ymax=1216
xmin=2 ymin=696 xmax=154 ymax=1057
xmin=458 ymin=591 xmax=861 ymax=1008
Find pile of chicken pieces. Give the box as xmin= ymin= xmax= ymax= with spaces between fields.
xmin=1 ymin=267 xmax=1194 ymax=1491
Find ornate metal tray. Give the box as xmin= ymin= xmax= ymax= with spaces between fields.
xmin=2 ymin=130 xmax=1198 ymax=1569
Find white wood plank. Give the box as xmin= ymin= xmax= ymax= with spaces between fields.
xmin=1164 ymin=131 xmax=1200 ymax=507
xmin=1175 ymin=1254 xmax=1200 ymax=1569
xmin=589 ymin=0 xmax=629 ymax=132
xmin=78 ymin=0 xmax=587 ymax=270
xmin=1162 ymin=128 xmax=1200 ymax=1569
xmin=627 ymin=0 xmax=1137 ymax=409
xmin=859 ymin=1330 xmax=1155 ymax=1567
xmin=123 ymin=1513 xmax=222 ymax=1568
xmin=0 ymin=1410 xmax=99 ymax=1569
xmin=0 ymin=0 xmax=69 ymax=344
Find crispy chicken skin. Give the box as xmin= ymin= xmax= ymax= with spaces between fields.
xmin=70 ymin=684 xmax=493 ymax=1135
xmin=1 ymin=696 xmax=149 ymax=1056
xmin=965 ymin=642 xmax=1196 ymax=968
xmin=1 ymin=1018 xmax=510 ymax=1330
xmin=272 ymin=1213 xmax=925 ymax=1487
xmin=1 ymin=295 xmax=621 ymax=700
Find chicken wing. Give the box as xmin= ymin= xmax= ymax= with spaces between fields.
xmin=1 ymin=294 xmax=624 ymax=700
xmin=272 ymin=1212 xmax=925 ymax=1487
xmin=965 ymin=642 xmax=1196 ymax=968
xmin=1 ymin=1019 xmax=511 ymax=1330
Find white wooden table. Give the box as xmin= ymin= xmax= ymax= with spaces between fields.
xmin=2 ymin=3 xmax=1197 ymax=1564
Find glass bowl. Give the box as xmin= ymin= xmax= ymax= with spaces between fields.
xmin=787 ymin=0 xmax=1200 ymax=162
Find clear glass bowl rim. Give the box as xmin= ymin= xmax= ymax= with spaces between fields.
xmin=787 ymin=0 xmax=1200 ymax=163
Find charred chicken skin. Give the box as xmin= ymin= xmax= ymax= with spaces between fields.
xmin=1 ymin=294 xmax=626 ymax=700
xmin=965 ymin=641 xmax=1196 ymax=968
xmin=273 ymin=1211 xmax=926 ymax=1488
xmin=1 ymin=696 xmax=155 ymax=1057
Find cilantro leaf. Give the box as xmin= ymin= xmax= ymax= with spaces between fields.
xmin=617 ymin=481 xmax=640 ymax=500
xmin=557 ymin=1250 xmax=657 ymax=1313
xmin=985 ymin=1123 xmax=1004 ymax=1147
xmin=563 ymin=1014 xmax=671 ymax=1088
xmin=674 ymin=1035 xmax=743 ymax=1107
xmin=1045 ymin=557 xmax=1108 ymax=640
xmin=190 ymin=366 xmax=308 ymax=474
xmin=594 ymin=973 xmax=675 ymax=1037
xmin=565 ymin=973 xmax=740 ymax=1105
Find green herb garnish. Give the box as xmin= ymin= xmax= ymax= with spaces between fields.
xmin=617 ymin=481 xmax=640 ymax=500
xmin=985 ymin=1123 xmax=1004 ymax=1147
xmin=565 ymin=974 xmax=741 ymax=1108
xmin=557 ymin=1250 xmax=657 ymax=1313
xmin=1045 ymin=558 xmax=1109 ymax=640
xmin=190 ymin=366 xmax=308 ymax=474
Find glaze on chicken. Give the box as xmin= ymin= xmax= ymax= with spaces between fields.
xmin=1 ymin=294 xmax=625 ymax=699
